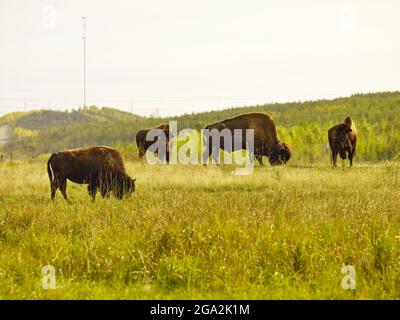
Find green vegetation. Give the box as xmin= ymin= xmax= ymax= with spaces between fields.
xmin=1 ymin=91 xmax=400 ymax=162
xmin=0 ymin=92 xmax=399 ymax=299
xmin=0 ymin=162 xmax=399 ymax=299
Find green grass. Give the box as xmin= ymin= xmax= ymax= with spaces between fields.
xmin=0 ymin=160 xmax=400 ymax=299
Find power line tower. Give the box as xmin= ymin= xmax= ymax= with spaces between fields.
xmin=82 ymin=16 xmax=87 ymax=108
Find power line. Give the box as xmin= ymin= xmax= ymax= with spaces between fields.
xmin=82 ymin=17 xmax=87 ymax=108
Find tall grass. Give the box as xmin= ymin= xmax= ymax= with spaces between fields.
xmin=0 ymin=161 xmax=399 ymax=299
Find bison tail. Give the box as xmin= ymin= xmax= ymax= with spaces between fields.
xmin=47 ymin=153 xmax=55 ymax=185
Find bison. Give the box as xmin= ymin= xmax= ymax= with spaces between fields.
xmin=47 ymin=146 xmax=135 ymax=201
xmin=136 ymin=123 xmax=172 ymax=163
xmin=328 ymin=116 xmax=357 ymax=167
xmin=203 ymin=112 xmax=291 ymax=166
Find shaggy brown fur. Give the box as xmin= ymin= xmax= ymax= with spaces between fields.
xmin=328 ymin=116 xmax=357 ymax=167
xmin=136 ymin=123 xmax=171 ymax=163
xmin=47 ymin=146 xmax=135 ymax=201
xmin=203 ymin=112 xmax=291 ymax=166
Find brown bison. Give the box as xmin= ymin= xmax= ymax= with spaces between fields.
xmin=203 ymin=112 xmax=291 ymax=166
xmin=47 ymin=146 xmax=135 ymax=201
xmin=328 ymin=116 xmax=357 ymax=167
xmin=136 ymin=123 xmax=172 ymax=163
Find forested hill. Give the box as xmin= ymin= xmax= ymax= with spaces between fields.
xmin=0 ymin=107 xmax=141 ymax=130
xmin=1 ymin=91 xmax=400 ymax=162
xmin=0 ymin=107 xmax=163 ymax=157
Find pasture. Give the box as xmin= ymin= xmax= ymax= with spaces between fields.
xmin=0 ymin=160 xmax=399 ymax=299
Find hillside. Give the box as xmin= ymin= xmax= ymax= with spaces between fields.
xmin=1 ymin=91 xmax=400 ymax=162
xmin=0 ymin=106 xmax=163 ymax=158
xmin=0 ymin=107 xmax=142 ymax=130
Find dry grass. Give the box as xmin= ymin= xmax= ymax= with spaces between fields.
xmin=0 ymin=161 xmax=399 ymax=299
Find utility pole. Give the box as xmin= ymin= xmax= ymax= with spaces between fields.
xmin=82 ymin=16 xmax=87 ymax=108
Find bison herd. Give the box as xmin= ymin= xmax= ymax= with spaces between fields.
xmin=47 ymin=112 xmax=357 ymax=201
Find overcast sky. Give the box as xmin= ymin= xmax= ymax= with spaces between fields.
xmin=0 ymin=0 xmax=399 ymax=117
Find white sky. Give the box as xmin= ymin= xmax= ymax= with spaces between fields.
xmin=0 ymin=0 xmax=399 ymax=117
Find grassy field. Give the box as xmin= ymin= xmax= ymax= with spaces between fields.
xmin=0 ymin=160 xmax=400 ymax=299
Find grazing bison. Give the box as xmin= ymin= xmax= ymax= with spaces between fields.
xmin=136 ymin=123 xmax=172 ymax=163
xmin=203 ymin=112 xmax=291 ymax=166
xmin=47 ymin=146 xmax=135 ymax=201
xmin=328 ymin=116 xmax=357 ymax=167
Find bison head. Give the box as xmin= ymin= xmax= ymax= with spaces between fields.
xmin=114 ymin=175 xmax=136 ymax=199
xmin=269 ymin=143 xmax=291 ymax=165
xmin=335 ymin=124 xmax=352 ymax=150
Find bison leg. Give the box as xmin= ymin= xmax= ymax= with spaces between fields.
xmin=50 ymin=175 xmax=62 ymax=200
xmin=51 ymin=186 xmax=56 ymax=200
xmin=339 ymin=149 xmax=347 ymax=168
xmin=349 ymin=149 xmax=355 ymax=167
xmin=99 ymin=179 xmax=111 ymax=198
xmin=210 ymin=144 xmax=221 ymax=164
xmin=99 ymin=173 xmax=113 ymax=199
xmin=255 ymin=154 xmax=264 ymax=167
xmin=202 ymin=149 xmax=211 ymax=166
xmin=202 ymin=136 xmax=213 ymax=166
xmin=50 ymin=179 xmax=58 ymax=200
xmin=100 ymin=186 xmax=111 ymax=199
xmin=59 ymin=179 xmax=69 ymax=202
xmin=88 ymin=180 xmax=98 ymax=202
xmin=331 ymin=149 xmax=338 ymax=167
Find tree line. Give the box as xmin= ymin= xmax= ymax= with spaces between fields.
xmin=1 ymin=92 xmax=399 ymax=163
